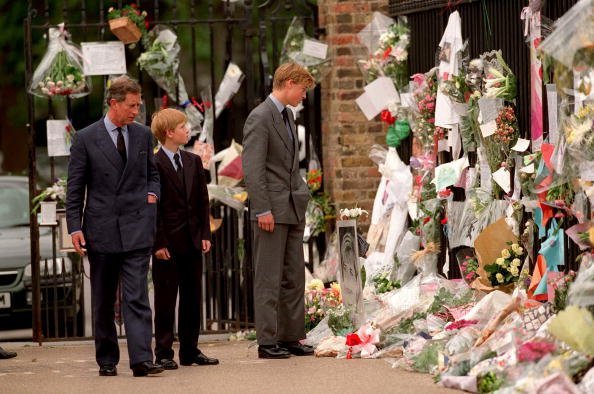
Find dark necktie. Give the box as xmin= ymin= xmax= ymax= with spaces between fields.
xmin=173 ymin=152 xmax=183 ymax=183
xmin=281 ymin=108 xmax=294 ymax=142
xmin=116 ymin=127 xmax=126 ymax=164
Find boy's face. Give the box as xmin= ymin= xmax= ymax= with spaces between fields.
xmin=167 ymin=122 xmax=190 ymax=146
xmin=284 ymin=80 xmax=308 ymax=107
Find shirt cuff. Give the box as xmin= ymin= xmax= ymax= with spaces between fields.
xmin=70 ymin=230 xmax=83 ymax=236
xmin=256 ymin=210 xmax=271 ymax=217
xmin=148 ymin=192 xmax=158 ymax=199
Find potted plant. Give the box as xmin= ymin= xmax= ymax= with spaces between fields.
xmin=107 ymin=4 xmax=149 ymax=46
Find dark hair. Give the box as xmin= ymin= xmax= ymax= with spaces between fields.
xmin=106 ymin=75 xmax=141 ymax=104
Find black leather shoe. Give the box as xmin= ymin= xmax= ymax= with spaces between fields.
xmin=257 ymin=345 xmax=291 ymax=359
xmin=0 ymin=347 xmax=16 ymax=359
xmin=278 ymin=342 xmax=314 ymax=356
xmin=180 ymin=352 xmax=219 ymax=366
xmin=98 ymin=364 xmax=117 ymax=376
xmin=158 ymin=358 xmax=178 ymax=370
xmin=131 ymin=361 xmax=164 ymax=377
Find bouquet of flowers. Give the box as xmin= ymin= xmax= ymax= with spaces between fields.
xmin=440 ymin=73 xmax=471 ymax=104
xmin=280 ymin=17 xmax=331 ymax=83
xmin=482 ymin=50 xmax=517 ymax=101
xmin=371 ymin=272 xmax=401 ymax=294
xmin=411 ymin=70 xmax=439 ymax=153
xmin=459 ymin=255 xmax=480 ymax=285
xmin=484 ymin=242 xmax=525 ymax=287
xmin=304 ymin=280 xmax=342 ymax=332
xmin=304 ymin=169 xmax=334 ymax=240
xmin=107 ymin=3 xmax=150 ymax=47
xmin=32 ymin=178 xmax=67 ymax=214
xmin=28 ymin=25 xmax=90 ymax=98
xmin=138 ymin=26 xmax=203 ymax=135
xmin=327 ymin=304 xmax=354 ymax=336
xmin=564 ymin=103 xmax=594 ymax=163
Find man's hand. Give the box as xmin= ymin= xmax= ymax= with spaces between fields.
xmin=257 ymin=213 xmax=275 ymax=232
xmin=155 ymin=247 xmax=171 ymax=260
xmin=147 ymin=194 xmax=157 ymax=204
xmin=71 ymin=232 xmax=87 ymax=256
xmin=202 ymin=240 xmax=211 ymax=253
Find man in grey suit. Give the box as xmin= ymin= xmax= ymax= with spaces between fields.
xmin=66 ymin=76 xmax=164 ymax=377
xmin=242 ymin=63 xmax=315 ymax=359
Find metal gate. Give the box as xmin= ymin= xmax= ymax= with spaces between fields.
xmin=24 ymin=0 xmax=321 ymax=340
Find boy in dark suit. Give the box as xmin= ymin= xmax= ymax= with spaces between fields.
xmin=150 ymin=108 xmax=218 ymax=369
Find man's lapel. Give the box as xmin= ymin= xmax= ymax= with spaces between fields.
xmin=265 ymin=97 xmax=292 ymax=153
xmin=157 ymin=148 xmax=184 ymax=194
xmin=94 ymin=118 xmax=125 ymax=174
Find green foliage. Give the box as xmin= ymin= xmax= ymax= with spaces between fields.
xmin=372 ymin=272 xmax=400 ymax=294
xmin=477 ymin=371 xmax=505 ymax=394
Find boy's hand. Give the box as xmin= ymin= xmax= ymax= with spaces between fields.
xmin=155 ymin=247 xmax=171 ymax=260
xmin=202 ymin=240 xmax=211 ymax=253
xmin=257 ymin=213 xmax=275 ymax=232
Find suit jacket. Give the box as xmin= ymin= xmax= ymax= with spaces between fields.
xmin=66 ymin=118 xmax=160 ymax=254
xmin=242 ymin=97 xmax=310 ymax=224
xmin=153 ymin=149 xmax=211 ymax=254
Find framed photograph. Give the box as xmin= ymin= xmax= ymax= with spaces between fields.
xmin=57 ymin=211 xmax=75 ymax=252
xmin=337 ymin=219 xmax=364 ymax=325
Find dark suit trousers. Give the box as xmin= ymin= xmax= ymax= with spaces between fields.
xmin=88 ymin=248 xmax=153 ymax=367
xmin=152 ymin=249 xmax=202 ymax=361
xmin=252 ymin=221 xmax=306 ymax=346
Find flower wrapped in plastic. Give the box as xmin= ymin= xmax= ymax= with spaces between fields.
xmin=29 ymin=24 xmax=91 ymax=99
xmin=138 ymin=26 xmax=203 ymax=135
xmin=280 ymin=17 xmax=330 ymax=83
xmin=359 ymin=17 xmax=410 ymax=90
xmin=481 ymin=50 xmax=517 ymax=101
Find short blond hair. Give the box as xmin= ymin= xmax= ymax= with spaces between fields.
xmin=272 ymin=62 xmax=315 ymax=90
xmin=151 ymin=108 xmax=187 ymax=144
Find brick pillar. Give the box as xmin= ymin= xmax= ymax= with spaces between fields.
xmin=318 ymin=0 xmax=389 ymax=230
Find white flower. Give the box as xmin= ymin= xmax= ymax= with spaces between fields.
xmin=340 ymin=207 xmax=368 ymax=219
xmin=66 ymin=74 xmax=75 ymax=82
xmin=41 ymin=87 xmax=49 ymax=94
xmin=391 ymin=46 xmax=407 ymax=62
xmin=501 ymin=249 xmax=511 ymax=259
xmin=496 ymin=258 xmax=505 ymax=266
xmin=108 ymin=7 xmax=114 ymax=13
xmin=510 ymin=266 xmax=519 ymax=276
xmin=400 ymin=34 xmax=409 ymax=43
xmin=496 ymin=273 xmax=504 ymax=283
xmin=512 ymin=258 xmax=521 ymax=267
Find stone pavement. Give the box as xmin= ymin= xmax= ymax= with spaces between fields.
xmin=0 ymin=340 xmax=457 ymax=394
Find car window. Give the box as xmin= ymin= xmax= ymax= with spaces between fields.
xmin=0 ymin=182 xmax=29 ymax=228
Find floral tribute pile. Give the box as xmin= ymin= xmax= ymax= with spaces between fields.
xmin=308 ymin=2 xmax=594 ymax=392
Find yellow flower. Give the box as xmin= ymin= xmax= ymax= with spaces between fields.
xmin=510 ymin=266 xmax=519 ymax=276
xmin=496 ymin=273 xmax=504 ymax=283
xmin=501 ymin=249 xmax=511 ymax=259
xmin=512 ymin=258 xmax=521 ymax=267
xmin=496 ymin=258 xmax=505 ymax=266
xmin=306 ymin=279 xmax=324 ymax=291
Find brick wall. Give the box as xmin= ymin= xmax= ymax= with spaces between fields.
xmin=318 ymin=0 xmax=390 ymax=229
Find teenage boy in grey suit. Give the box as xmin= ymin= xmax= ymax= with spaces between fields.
xmin=242 ymin=63 xmax=315 ymax=359
xmin=66 ymin=76 xmax=163 ymax=377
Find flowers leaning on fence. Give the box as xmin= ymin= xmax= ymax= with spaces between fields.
xmin=29 ymin=25 xmax=90 ymax=99
xmin=304 ymin=280 xmax=342 ymax=332
xmin=484 ymin=242 xmax=525 ymax=287
xmin=108 ymin=4 xmax=150 ymax=47
xmin=32 ymin=178 xmax=67 ymax=214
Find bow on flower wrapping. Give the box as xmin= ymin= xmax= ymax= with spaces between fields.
xmin=528 ymin=219 xmax=565 ymax=301
xmin=345 ymin=323 xmax=381 ymax=358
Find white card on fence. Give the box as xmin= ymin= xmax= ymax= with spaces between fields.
xmin=492 ymin=167 xmax=511 ymax=194
xmin=302 ymin=39 xmax=328 ymax=59
xmin=364 ymin=77 xmax=400 ymax=113
xmin=546 ymin=84 xmax=559 ymax=144
xmin=81 ymin=42 xmax=126 ymax=76
xmin=46 ymin=120 xmax=71 ymax=157
xmin=477 ymin=97 xmax=503 ymax=124
xmin=520 ymin=163 xmax=535 ymax=174
xmin=479 ymin=120 xmax=497 ymax=137
xmin=511 ymin=138 xmax=530 ymax=152
xmin=356 ymin=91 xmax=380 ymax=120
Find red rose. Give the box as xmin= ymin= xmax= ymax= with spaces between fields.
xmin=380 ymin=109 xmax=396 ymax=125
xmin=345 ymin=333 xmax=361 ymax=346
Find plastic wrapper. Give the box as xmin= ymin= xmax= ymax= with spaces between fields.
xmin=548 ymin=305 xmax=594 ymax=356
xmin=568 ymin=254 xmax=594 ymax=308
xmin=314 ymin=335 xmax=348 ymax=358
xmin=214 ymin=62 xmax=244 ymax=119
xmin=281 ymin=17 xmax=331 ymax=83
xmin=207 ymin=184 xmax=246 ymax=212
xmin=303 ymin=315 xmax=332 ymax=348
xmin=29 ymin=25 xmax=91 ymax=98
xmin=445 ymin=326 xmax=480 ymax=356
xmin=394 ymin=230 xmax=420 ymax=285
xmin=138 ymin=26 xmax=203 ymax=134
xmin=357 ymin=12 xmax=395 ymax=55
xmin=313 ymin=232 xmax=339 ymax=283
xmin=579 ymin=366 xmax=594 ymax=393
xmin=439 ymin=376 xmax=477 ymax=392
xmin=539 ymin=0 xmax=594 ymax=69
